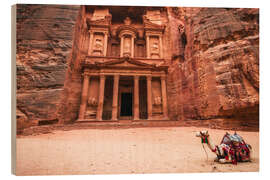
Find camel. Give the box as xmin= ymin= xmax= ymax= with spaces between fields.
xmin=195 ymin=130 xmax=252 ymax=164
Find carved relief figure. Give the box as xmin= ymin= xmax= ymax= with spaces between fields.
xmin=88 ymin=97 xmax=98 ymax=106
xmin=151 ymin=42 xmax=159 ymax=52
xmin=124 ymin=17 xmax=132 ymax=25
xmin=94 ymin=38 xmax=103 ymax=50
xmin=153 ymin=96 xmax=162 ymax=105
xmin=92 ymin=34 xmax=104 ymax=56
xmin=123 ymin=36 xmax=131 ymax=56
xmin=150 ymin=37 xmax=160 ymax=58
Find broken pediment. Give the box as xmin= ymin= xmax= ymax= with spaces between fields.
xmin=143 ymin=16 xmax=165 ymax=32
xmin=86 ymin=8 xmax=112 ymax=27
xmin=145 ymin=10 xmax=162 ymax=25
xmin=91 ymin=8 xmax=111 ymax=21
xmin=87 ymin=17 xmax=111 ymax=27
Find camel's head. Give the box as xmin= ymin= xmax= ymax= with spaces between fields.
xmin=196 ymin=131 xmax=210 ymax=144
xmin=195 ymin=130 xmax=209 ymax=138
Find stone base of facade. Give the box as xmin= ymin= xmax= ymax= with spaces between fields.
xmin=75 ymin=119 xmax=180 ymax=127
xmin=76 ymin=117 xmax=169 ymax=122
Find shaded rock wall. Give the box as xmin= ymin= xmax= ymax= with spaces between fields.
xmin=16 ymin=4 xmax=79 ymax=131
xmin=56 ymin=6 xmax=89 ymax=124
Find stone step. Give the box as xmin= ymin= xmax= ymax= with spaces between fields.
xmin=21 ymin=120 xmax=183 ymax=136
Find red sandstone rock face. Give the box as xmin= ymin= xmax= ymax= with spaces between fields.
xmin=16 ymin=4 xmax=79 ymax=130
xmin=167 ymin=8 xmax=259 ymax=124
xmin=16 ymin=5 xmax=259 ymax=132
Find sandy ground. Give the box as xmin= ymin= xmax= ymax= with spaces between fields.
xmin=16 ymin=127 xmax=259 ymax=175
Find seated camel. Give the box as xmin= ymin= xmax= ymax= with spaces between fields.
xmin=195 ymin=130 xmax=252 ymax=164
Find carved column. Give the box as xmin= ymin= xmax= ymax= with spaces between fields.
xmin=82 ymin=30 xmax=90 ymax=54
xmin=147 ymin=75 xmax=152 ymax=119
xmin=131 ymin=36 xmax=135 ymax=58
xmin=146 ymin=35 xmax=150 ymax=58
xmin=161 ymin=76 xmax=168 ymax=119
xmin=104 ymin=32 xmax=108 ymax=56
xmin=88 ymin=31 xmax=94 ymax=55
xmin=133 ymin=75 xmax=140 ymax=120
xmin=112 ymin=74 xmax=120 ymax=120
xmin=78 ymin=75 xmax=90 ymax=120
xmin=159 ymin=35 xmax=163 ymax=59
xmin=96 ymin=75 xmax=106 ymax=121
xmin=120 ymin=36 xmax=124 ymax=57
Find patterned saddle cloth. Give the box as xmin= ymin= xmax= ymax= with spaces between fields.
xmin=220 ymin=132 xmax=250 ymax=164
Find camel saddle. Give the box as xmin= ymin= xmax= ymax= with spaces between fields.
xmin=220 ymin=132 xmax=250 ymax=164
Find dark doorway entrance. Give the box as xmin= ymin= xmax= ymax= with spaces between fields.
xmin=120 ymin=93 xmax=133 ymax=116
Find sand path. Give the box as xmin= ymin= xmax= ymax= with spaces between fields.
xmin=16 ymin=127 xmax=259 ymax=175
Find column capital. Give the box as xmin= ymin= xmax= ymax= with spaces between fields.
xmin=131 ymin=34 xmax=136 ymax=39
xmin=146 ymin=75 xmax=152 ymax=80
xmin=114 ymin=74 xmax=120 ymax=78
xmin=160 ymin=75 xmax=166 ymax=80
xmin=119 ymin=34 xmax=125 ymax=39
xmin=83 ymin=72 xmax=90 ymax=77
xmin=100 ymin=74 xmax=106 ymax=79
xmin=145 ymin=33 xmax=151 ymax=38
xmin=134 ymin=75 xmax=140 ymax=80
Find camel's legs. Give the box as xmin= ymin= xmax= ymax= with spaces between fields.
xmin=219 ymin=158 xmax=232 ymax=163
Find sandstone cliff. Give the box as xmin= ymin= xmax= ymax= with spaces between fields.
xmin=16 ymin=4 xmax=79 ymax=133
xmin=167 ymin=8 xmax=259 ymax=128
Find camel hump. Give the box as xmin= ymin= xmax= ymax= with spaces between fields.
xmin=220 ymin=133 xmax=244 ymax=145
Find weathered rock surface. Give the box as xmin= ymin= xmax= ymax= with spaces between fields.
xmin=16 ymin=4 xmax=79 ymax=131
xmin=167 ymin=8 xmax=259 ymax=125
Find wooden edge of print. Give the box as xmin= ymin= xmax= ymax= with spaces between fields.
xmin=11 ymin=4 xmax=17 ymax=175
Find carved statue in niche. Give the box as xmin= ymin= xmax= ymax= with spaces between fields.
xmin=124 ymin=17 xmax=132 ymax=25
xmin=94 ymin=38 xmax=103 ymax=49
xmin=88 ymin=97 xmax=98 ymax=106
xmin=92 ymin=34 xmax=104 ymax=56
xmin=123 ymin=36 xmax=131 ymax=56
xmin=150 ymin=37 xmax=160 ymax=58
xmin=151 ymin=42 xmax=159 ymax=52
xmin=153 ymin=96 xmax=162 ymax=106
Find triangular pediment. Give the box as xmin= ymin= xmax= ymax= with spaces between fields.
xmin=107 ymin=60 xmax=145 ymax=68
xmin=83 ymin=57 xmax=168 ymax=71
xmin=96 ymin=58 xmax=155 ymax=69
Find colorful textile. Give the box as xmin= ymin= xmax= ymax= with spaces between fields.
xmin=219 ymin=132 xmax=250 ymax=164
